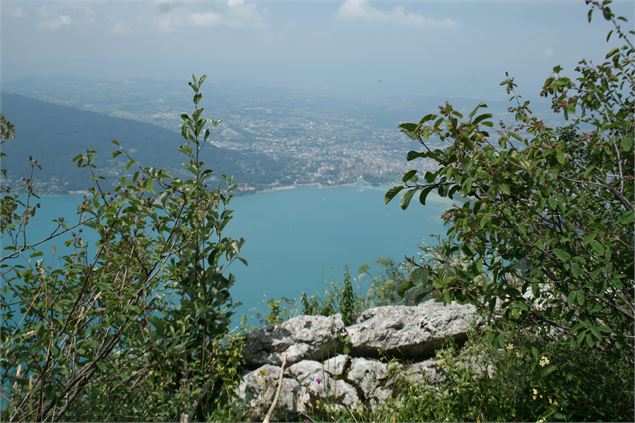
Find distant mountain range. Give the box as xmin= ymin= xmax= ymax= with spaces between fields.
xmin=1 ymin=93 xmax=285 ymax=193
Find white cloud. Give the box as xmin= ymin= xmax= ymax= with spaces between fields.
xmin=33 ymin=4 xmax=96 ymax=31
xmin=224 ymin=0 xmax=264 ymax=28
xmin=153 ymin=0 xmax=264 ymax=31
xmin=543 ymin=47 xmax=555 ymax=58
xmin=336 ymin=0 xmax=457 ymax=29
xmin=189 ymin=11 xmax=221 ymax=26
xmin=37 ymin=15 xmax=72 ymax=31
xmin=111 ymin=22 xmax=129 ymax=35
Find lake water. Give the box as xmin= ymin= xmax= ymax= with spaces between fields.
xmin=12 ymin=184 xmax=452 ymax=323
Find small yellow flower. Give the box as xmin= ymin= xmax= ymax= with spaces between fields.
xmin=506 ymin=343 xmax=514 ymax=352
xmin=539 ymin=356 xmax=550 ymax=367
xmin=532 ymin=388 xmax=539 ymax=400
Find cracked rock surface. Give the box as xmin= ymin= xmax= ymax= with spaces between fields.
xmin=237 ymin=301 xmax=478 ymax=419
xmin=347 ymin=300 xmax=479 ymax=358
xmin=243 ymin=314 xmax=346 ymax=367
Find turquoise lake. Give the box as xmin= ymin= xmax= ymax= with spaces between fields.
xmin=14 ymin=184 xmax=453 ymax=323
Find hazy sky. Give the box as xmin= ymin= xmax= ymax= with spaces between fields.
xmin=1 ymin=0 xmax=633 ymax=98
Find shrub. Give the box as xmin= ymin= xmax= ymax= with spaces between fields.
xmin=1 ymin=75 xmax=246 ymax=421
xmin=387 ymin=0 xmax=633 ymax=360
xmin=339 ymin=265 xmax=355 ymax=325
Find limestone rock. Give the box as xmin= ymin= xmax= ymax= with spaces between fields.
xmin=405 ymin=358 xmax=445 ymax=385
xmin=236 ymin=360 xmax=361 ymax=419
xmin=322 ymin=354 xmax=350 ymax=377
xmin=244 ymin=314 xmax=346 ymax=367
xmin=347 ymin=300 xmax=479 ymax=359
xmin=236 ymin=365 xmax=305 ymax=418
xmin=346 ymin=357 xmax=400 ymax=405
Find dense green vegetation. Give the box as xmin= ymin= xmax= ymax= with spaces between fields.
xmin=383 ymin=0 xmax=634 ymax=420
xmin=1 ymin=76 xmax=247 ymax=421
xmin=1 ymin=1 xmax=633 ymax=421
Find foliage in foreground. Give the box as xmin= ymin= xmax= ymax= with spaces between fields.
xmin=302 ymin=332 xmax=633 ymax=423
xmin=388 ymin=0 xmax=634 ymax=365
xmin=1 ymin=76 xmax=246 ymax=421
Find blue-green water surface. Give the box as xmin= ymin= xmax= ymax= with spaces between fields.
xmin=12 ymin=184 xmax=452 ymax=323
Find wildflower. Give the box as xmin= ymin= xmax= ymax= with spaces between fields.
xmin=506 ymin=343 xmax=514 ymax=352
xmin=532 ymin=388 xmax=539 ymax=400
xmin=539 ymin=356 xmax=550 ymax=367
xmin=537 ymin=419 xmax=544 ymax=423
xmin=314 ymin=376 xmax=322 ymax=384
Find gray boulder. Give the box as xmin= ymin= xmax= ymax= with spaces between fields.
xmin=236 ymin=359 xmax=361 ymax=419
xmin=347 ymin=300 xmax=479 ymax=359
xmin=346 ymin=357 xmax=400 ymax=406
xmin=244 ymin=314 xmax=346 ymax=367
xmin=236 ymin=365 xmax=305 ymax=418
xmin=322 ymin=354 xmax=350 ymax=377
xmin=405 ymin=358 xmax=446 ymax=385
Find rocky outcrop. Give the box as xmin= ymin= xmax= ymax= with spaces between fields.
xmin=347 ymin=300 xmax=480 ymax=358
xmin=243 ymin=314 xmax=346 ymax=366
xmin=237 ymin=300 xmax=479 ymax=419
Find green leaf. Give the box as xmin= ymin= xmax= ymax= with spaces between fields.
xmin=567 ymin=291 xmax=576 ymax=306
xmin=473 ymin=113 xmax=493 ymax=125
xmin=589 ymin=239 xmax=604 ymax=255
xmin=553 ymin=249 xmax=571 ymax=262
xmin=541 ymin=365 xmax=557 ymax=377
xmin=411 ymin=267 xmax=428 ymax=284
xmin=619 ymin=211 xmax=634 ymax=225
xmin=402 ymin=170 xmax=417 ymax=183
xmin=407 ymin=150 xmax=425 ymax=161
xmin=418 ymin=113 xmax=437 ymax=124
xmin=418 ymin=186 xmax=434 ymax=205
xmin=400 ymin=189 xmax=416 ymax=210
xmin=556 ymin=150 xmax=565 ymax=164
xmin=385 ymin=185 xmax=405 ymax=204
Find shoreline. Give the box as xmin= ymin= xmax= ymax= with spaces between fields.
xmin=257 ymin=180 xmax=388 ymax=194
xmin=36 ymin=180 xmax=396 ymax=198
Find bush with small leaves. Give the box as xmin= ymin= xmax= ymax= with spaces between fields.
xmin=1 ymin=75 xmax=246 ymax=422
xmin=388 ymin=0 xmax=633 ymax=360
